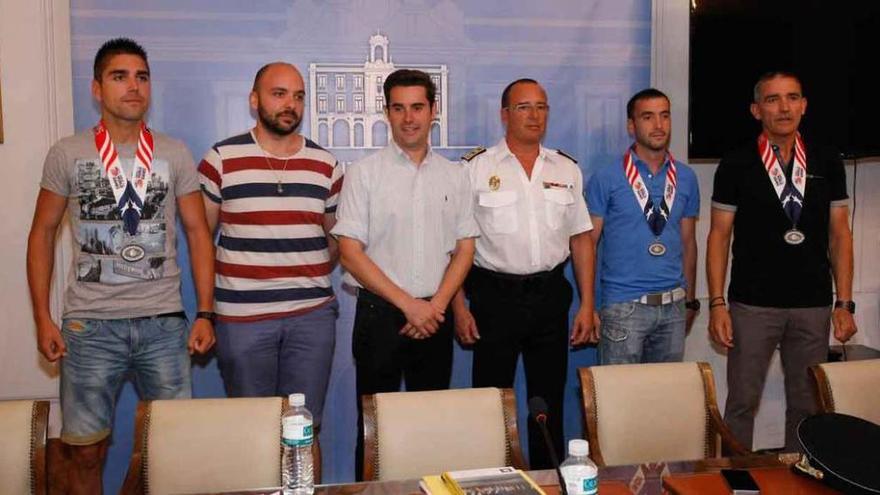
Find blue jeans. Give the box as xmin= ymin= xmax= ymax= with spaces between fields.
xmin=60 ymin=315 xmax=192 ymax=445
xmin=214 ymin=299 xmax=338 ymax=427
xmin=598 ymin=300 xmax=686 ymax=365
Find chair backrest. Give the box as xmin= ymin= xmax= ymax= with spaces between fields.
xmin=811 ymin=359 xmax=880 ymax=424
xmin=579 ymin=362 xmax=722 ymax=466
xmin=123 ymin=397 xmax=290 ymax=495
xmin=0 ymin=400 xmax=49 ymax=495
xmin=362 ymin=387 xmax=525 ymax=481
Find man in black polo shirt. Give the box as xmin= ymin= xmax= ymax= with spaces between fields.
xmin=706 ymin=71 xmax=857 ymax=452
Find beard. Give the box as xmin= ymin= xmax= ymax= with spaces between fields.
xmin=258 ymin=106 xmax=302 ymax=136
xmin=636 ymin=133 xmax=670 ymax=152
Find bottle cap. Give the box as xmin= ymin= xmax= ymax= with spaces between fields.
xmin=289 ymin=393 xmax=305 ymax=407
xmin=568 ymin=439 xmax=589 ymax=456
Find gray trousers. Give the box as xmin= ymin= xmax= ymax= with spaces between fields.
xmin=723 ymin=302 xmax=830 ymax=452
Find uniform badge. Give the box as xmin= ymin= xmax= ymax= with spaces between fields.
xmin=489 ymin=175 xmax=501 ymax=191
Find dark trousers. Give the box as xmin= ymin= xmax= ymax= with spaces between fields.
xmin=465 ymin=265 xmax=572 ymax=469
xmin=352 ymin=290 xmax=453 ymax=480
xmin=724 ymin=302 xmax=831 ymax=452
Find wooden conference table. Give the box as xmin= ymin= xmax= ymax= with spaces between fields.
xmin=209 ymin=453 xmax=839 ymax=495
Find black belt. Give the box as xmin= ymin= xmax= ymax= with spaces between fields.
xmin=357 ymin=289 xmax=432 ymax=309
xmin=469 ymin=264 xmax=566 ymax=293
xmin=132 ymin=311 xmax=187 ymax=321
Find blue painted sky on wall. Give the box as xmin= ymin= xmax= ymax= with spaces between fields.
xmin=70 ymin=1 xmax=651 ymax=489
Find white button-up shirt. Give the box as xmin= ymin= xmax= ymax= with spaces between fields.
xmin=466 ymin=139 xmax=592 ymax=275
xmin=332 ymin=140 xmax=479 ymax=297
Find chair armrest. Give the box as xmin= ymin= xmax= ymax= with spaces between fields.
xmin=712 ymin=412 xmax=751 ymax=457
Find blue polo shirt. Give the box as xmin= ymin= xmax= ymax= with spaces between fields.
xmin=586 ymin=151 xmax=700 ymax=307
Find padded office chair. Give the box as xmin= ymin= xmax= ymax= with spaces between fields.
xmin=121 ymin=396 xmax=321 ymax=495
xmin=362 ymin=387 xmax=526 ymax=481
xmin=0 ymin=399 xmax=49 ymax=495
xmin=578 ymin=362 xmax=748 ymax=467
xmin=810 ymin=358 xmax=880 ymax=424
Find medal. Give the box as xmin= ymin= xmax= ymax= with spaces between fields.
xmin=120 ymin=244 xmax=146 ymax=262
xmin=648 ymin=241 xmax=667 ymax=256
xmin=489 ymin=175 xmax=501 ymax=191
xmin=759 ymin=133 xmax=808 ymax=246
xmin=784 ymin=229 xmax=806 ymax=245
xmin=623 ymin=146 xmax=677 ymax=251
xmin=93 ymin=121 xmax=154 ymax=235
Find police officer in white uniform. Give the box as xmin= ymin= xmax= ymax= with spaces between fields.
xmin=451 ymin=78 xmax=596 ymax=468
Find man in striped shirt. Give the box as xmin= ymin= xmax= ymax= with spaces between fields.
xmin=198 ymin=62 xmax=342 ymax=425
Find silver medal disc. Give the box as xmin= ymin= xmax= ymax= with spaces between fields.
xmin=121 ymin=244 xmax=146 ymax=262
xmin=648 ymin=242 xmax=667 ymax=256
xmin=784 ymin=229 xmax=805 ymax=245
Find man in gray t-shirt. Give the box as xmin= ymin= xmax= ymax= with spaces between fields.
xmin=26 ymin=38 xmax=215 ymax=494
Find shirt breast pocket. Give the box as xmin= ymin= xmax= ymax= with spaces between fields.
xmin=543 ymin=188 xmax=574 ymax=230
xmin=478 ymin=191 xmax=518 ymax=234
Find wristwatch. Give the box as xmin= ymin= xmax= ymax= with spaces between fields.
xmin=834 ymin=300 xmax=856 ymax=314
xmin=195 ymin=311 xmax=217 ymax=323
xmin=685 ymin=299 xmax=701 ymax=311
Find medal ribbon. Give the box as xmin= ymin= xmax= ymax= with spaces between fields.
xmin=94 ymin=121 xmax=154 ymax=235
xmin=623 ymin=146 xmax=677 ymax=237
xmin=759 ymin=132 xmax=806 ymax=227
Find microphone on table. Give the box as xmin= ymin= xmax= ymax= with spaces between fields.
xmin=528 ymin=396 xmax=568 ymax=495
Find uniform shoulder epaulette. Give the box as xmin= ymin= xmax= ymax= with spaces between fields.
xmin=461 ymin=146 xmax=487 ymax=162
xmin=555 ymin=149 xmax=578 ymax=164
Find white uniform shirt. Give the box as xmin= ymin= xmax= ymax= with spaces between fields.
xmin=332 ymin=140 xmax=479 ymax=298
xmin=466 ymin=139 xmax=592 ymax=275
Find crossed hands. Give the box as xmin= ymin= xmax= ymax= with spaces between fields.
xmin=400 ymin=298 xmax=446 ymax=340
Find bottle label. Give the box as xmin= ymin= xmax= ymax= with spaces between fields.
xmin=582 ymin=476 xmax=598 ymax=495
xmin=282 ymin=418 xmax=313 ymax=447
xmin=561 ymin=466 xmax=598 ymax=495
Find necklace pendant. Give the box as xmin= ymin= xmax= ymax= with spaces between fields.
xmin=276 ymin=181 xmax=284 ymax=195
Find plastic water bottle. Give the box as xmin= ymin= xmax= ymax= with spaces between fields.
xmin=282 ymin=393 xmax=314 ymax=495
xmin=559 ymin=439 xmax=598 ymax=495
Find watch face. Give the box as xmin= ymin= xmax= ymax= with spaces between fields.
xmin=835 ymin=301 xmax=856 ymax=313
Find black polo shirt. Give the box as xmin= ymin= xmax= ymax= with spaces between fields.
xmin=711 ymin=139 xmax=848 ymax=308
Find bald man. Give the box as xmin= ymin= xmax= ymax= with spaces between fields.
xmin=198 ymin=62 xmax=343 ymax=425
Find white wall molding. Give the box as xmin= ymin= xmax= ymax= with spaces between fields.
xmin=0 ymin=0 xmax=73 ymax=402
xmin=650 ymin=0 xmax=689 ymax=161
xmin=43 ymin=0 xmax=75 ymax=330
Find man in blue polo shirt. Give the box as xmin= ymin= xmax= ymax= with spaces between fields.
xmin=587 ymin=88 xmax=699 ymax=364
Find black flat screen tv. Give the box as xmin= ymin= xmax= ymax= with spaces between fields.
xmin=689 ymin=0 xmax=880 ymax=159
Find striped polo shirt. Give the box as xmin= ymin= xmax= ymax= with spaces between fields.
xmin=198 ymin=131 xmax=343 ymax=321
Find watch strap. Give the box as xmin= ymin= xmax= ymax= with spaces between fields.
xmin=195 ymin=311 xmax=216 ymax=322
xmin=834 ymin=300 xmax=856 ymax=314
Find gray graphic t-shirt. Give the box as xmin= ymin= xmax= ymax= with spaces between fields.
xmin=40 ymin=129 xmax=199 ymax=319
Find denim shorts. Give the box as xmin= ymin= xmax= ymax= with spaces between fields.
xmin=60 ymin=315 xmax=192 ymax=445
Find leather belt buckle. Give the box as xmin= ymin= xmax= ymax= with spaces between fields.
xmin=644 ymin=293 xmax=664 ymax=305
xmin=638 ymin=287 xmax=685 ymax=306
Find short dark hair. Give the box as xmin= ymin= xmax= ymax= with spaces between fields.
xmin=382 ymin=69 xmax=436 ymax=106
xmin=93 ymin=38 xmax=149 ymax=81
xmin=501 ymin=78 xmax=540 ymax=108
xmin=753 ymin=71 xmax=803 ymax=102
xmin=626 ymin=88 xmax=669 ymax=119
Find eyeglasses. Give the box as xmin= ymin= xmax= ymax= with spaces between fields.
xmin=505 ymin=103 xmax=550 ymax=114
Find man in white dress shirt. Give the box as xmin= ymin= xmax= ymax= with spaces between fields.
xmin=332 ymin=68 xmax=478 ymax=479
